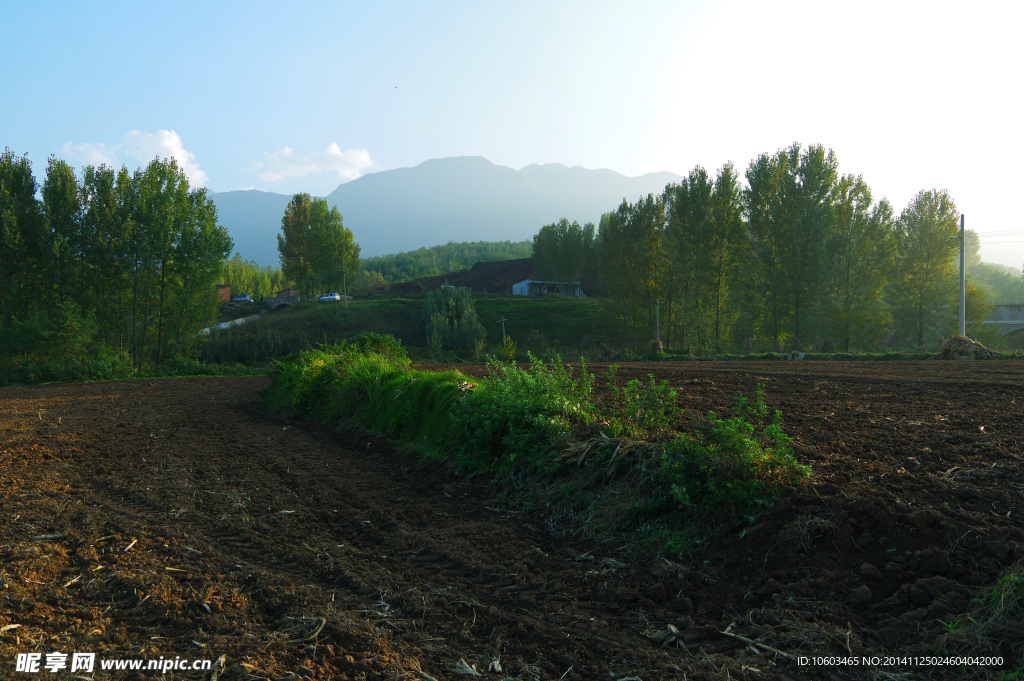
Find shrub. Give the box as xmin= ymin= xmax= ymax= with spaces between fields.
xmin=499 ymin=335 xmax=517 ymax=362
xmin=451 ymin=353 xmax=596 ymax=467
xmin=424 ymin=284 xmax=486 ymax=357
xmin=660 ymin=384 xmax=811 ymax=517
xmin=603 ymin=365 xmax=682 ymax=439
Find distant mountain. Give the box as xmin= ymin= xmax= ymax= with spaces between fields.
xmin=211 ymin=157 xmax=682 ymax=267
xmin=207 ymin=189 xmax=292 ymax=267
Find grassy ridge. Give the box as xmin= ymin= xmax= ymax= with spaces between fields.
xmin=261 ymin=334 xmax=812 ymax=557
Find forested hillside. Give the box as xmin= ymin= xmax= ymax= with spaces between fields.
xmin=359 ymin=240 xmax=531 ymax=289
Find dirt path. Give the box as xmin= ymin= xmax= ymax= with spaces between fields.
xmin=1 ymin=362 xmax=1022 ymax=680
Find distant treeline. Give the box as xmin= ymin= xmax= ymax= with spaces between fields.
xmin=0 ymin=149 xmax=232 ymax=378
xmin=222 ymin=253 xmax=291 ymax=299
xmin=359 ymin=240 xmax=532 ymax=289
xmin=531 ymin=143 xmax=1024 ymax=353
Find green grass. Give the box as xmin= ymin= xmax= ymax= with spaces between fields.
xmin=937 ymin=562 xmax=1024 ymax=679
xmin=261 ymin=336 xmax=813 ymax=560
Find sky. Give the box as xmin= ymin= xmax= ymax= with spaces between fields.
xmin=3 ymin=0 xmax=1023 ymax=270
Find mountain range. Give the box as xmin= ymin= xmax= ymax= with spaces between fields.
xmin=210 ymin=156 xmax=682 ymax=267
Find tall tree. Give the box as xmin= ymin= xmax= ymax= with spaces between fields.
xmin=531 ymin=218 xmax=596 ymax=284
xmin=596 ymin=195 xmax=666 ymax=347
xmin=743 ymin=143 xmax=837 ymax=351
xmin=277 ymin=194 xmax=359 ymax=296
xmin=829 ymin=175 xmax=895 ymax=351
xmin=888 ymin=189 xmax=960 ymax=348
xmin=0 ymin=149 xmax=43 ymax=321
xmin=307 ymin=197 xmax=359 ymax=296
xmin=42 ymin=157 xmax=83 ymax=311
xmin=744 ymin=148 xmax=795 ymax=350
xmin=278 ymin=193 xmax=313 ymax=293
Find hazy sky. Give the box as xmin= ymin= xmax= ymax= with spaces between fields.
xmin=4 ymin=0 xmax=1022 ymax=269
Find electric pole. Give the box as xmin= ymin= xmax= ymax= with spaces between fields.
xmin=959 ymin=214 xmax=965 ymax=336
xmin=655 ymin=300 xmax=661 ymax=344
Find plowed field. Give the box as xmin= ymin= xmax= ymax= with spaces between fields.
xmin=1 ymin=361 xmax=1021 ymax=680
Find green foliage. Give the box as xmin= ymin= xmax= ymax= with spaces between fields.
xmin=499 ymin=334 xmax=517 ymax=362
xmin=223 ymin=252 xmax=291 ymax=299
xmin=596 ymin=195 xmax=666 ymax=349
xmin=888 ymin=189 xmax=961 ymax=348
xmin=664 ymin=163 xmax=744 ymax=354
xmin=0 ymin=302 xmax=134 ymax=384
xmin=360 ymin=240 xmax=531 ymax=287
xmin=660 ymin=385 xmax=811 ymax=517
xmin=531 ymin=218 xmax=597 ymax=285
xmin=451 ymin=354 xmax=596 ymax=467
xmin=260 ymin=334 xmax=464 ymax=445
xmin=277 ymin=193 xmax=360 ymax=296
xmin=603 ymin=365 xmax=682 ymax=439
xmin=937 ymin=562 xmax=1024 ymax=677
xmin=1 ymin=152 xmax=232 ymax=377
xmin=424 ymin=284 xmax=486 ymax=357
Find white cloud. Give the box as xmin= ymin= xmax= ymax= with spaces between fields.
xmin=121 ymin=130 xmax=208 ymax=186
xmin=254 ymin=143 xmax=376 ymax=184
xmin=58 ymin=130 xmax=208 ymax=186
xmin=58 ymin=141 xmax=119 ymax=167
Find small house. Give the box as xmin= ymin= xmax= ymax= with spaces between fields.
xmin=275 ymin=288 xmax=301 ymax=298
xmin=215 ymin=284 xmax=231 ymax=303
xmin=512 ymin=279 xmax=585 ymax=297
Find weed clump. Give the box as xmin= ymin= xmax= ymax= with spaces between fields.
xmin=661 ymin=384 xmax=810 ymax=515
xmin=603 ymin=365 xmax=682 ymax=439
xmin=451 ymin=353 xmax=596 ymax=469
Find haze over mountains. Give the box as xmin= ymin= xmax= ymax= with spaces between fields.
xmin=210 ymin=156 xmax=682 ymax=267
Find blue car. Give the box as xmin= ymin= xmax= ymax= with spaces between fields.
xmin=232 ymin=294 xmax=253 ymax=303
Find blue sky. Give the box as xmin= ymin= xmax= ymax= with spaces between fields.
xmin=4 ymin=0 xmax=1023 ymax=269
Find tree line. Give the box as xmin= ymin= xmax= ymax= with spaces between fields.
xmin=0 ymin=149 xmax=232 ymax=372
xmin=222 ymin=252 xmax=291 ymax=300
xmin=532 ymin=142 xmax=1009 ymax=353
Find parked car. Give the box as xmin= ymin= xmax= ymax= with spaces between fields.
xmin=232 ymin=294 xmax=253 ymax=303
xmin=319 ymin=293 xmax=341 ymax=302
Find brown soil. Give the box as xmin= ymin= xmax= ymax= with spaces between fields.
xmin=1 ymin=361 xmax=1021 ymax=680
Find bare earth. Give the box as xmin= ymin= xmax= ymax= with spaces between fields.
xmin=1 ymin=361 xmax=1021 ymax=680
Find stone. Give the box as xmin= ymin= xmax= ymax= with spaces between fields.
xmin=859 ymin=562 xmax=882 ymax=580
xmin=850 ymin=585 xmax=872 ymax=606
xmin=909 ymin=509 xmax=941 ymax=529
xmin=917 ymin=549 xmax=951 ymax=575
xmin=909 ymin=587 xmax=931 ymax=607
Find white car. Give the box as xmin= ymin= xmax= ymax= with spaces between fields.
xmin=319 ymin=293 xmax=341 ymax=301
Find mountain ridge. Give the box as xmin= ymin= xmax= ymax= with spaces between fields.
xmin=211 ymin=156 xmax=682 ymax=267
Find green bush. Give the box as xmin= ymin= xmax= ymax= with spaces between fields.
xmin=261 ymin=333 xmax=465 ymax=445
xmin=424 ymin=284 xmax=486 ymax=357
xmin=0 ymin=303 xmax=136 ymax=384
xmin=450 ymin=353 xmax=596 ymax=467
xmin=660 ymin=385 xmax=811 ymax=517
xmin=603 ymin=365 xmax=682 ymax=439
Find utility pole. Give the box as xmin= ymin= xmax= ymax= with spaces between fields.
xmin=959 ymin=214 xmax=965 ymax=336
xmin=655 ymin=300 xmax=661 ymax=343
xmin=497 ymin=316 xmax=508 ymax=338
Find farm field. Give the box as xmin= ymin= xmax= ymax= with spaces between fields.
xmin=0 ymin=361 xmax=1021 ymax=680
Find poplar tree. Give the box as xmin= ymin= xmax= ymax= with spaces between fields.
xmin=889 ymin=189 xmax=960 ymax=348
xmin=829 ymin=175 xmax=894 ymax=351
